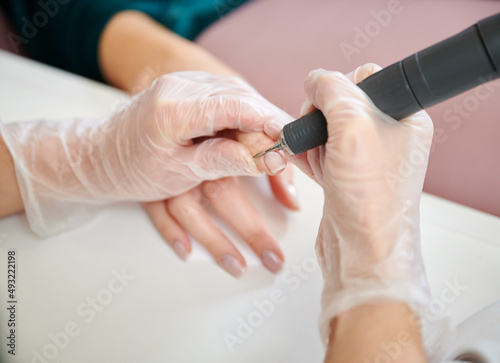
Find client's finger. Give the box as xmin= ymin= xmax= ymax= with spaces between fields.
xmin=236 ymin=130 xmax=287 ymax=176
xmin=203 ymin=178 xmax=285 ymax=273
xmin=267 ymin=167 xmax=299 ymax=211
xmin=236 ymin=130 xmax=299 ymax=209
xmin=144 ymin=200 xmax=191 ymax=261
xmin=167 ymin=188 xmax=247 ymax=278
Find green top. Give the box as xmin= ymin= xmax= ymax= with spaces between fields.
xmin=2 ymin=0 xmax=249 ymax=81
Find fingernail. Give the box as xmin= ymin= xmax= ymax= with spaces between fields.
xmin=264 ymin=151 xmax=286 ymax=174
xmin=262 ymin=250 xmax=283 ymax=273
xmin=172 ymin=240 xmax=188 ymax=261
xmin=222 ymin=254 xmax=246 ymax=278
xmin=287 ymin=184 xmax=300 ymax=209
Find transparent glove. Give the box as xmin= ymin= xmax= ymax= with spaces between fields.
xmin=297 ymin=64 xmax=450 ymax=360
xmin=0 ymin=71 xmax=291 ymax=236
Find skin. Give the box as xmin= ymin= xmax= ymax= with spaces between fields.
xmin=0 ymin=10 xmax=426 ymax=360
xmin=325 ymin=303 xmax=426 ymax=363
xmin=0 ymin=136 xmax=22 ymax=216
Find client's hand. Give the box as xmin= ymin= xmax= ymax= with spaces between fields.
xmin=297 ymin=64 xmax=434 ymax=346
xmin=1 ymin=72 xmax=292 ymax=236
xmin=144 ymin=130 xmax=298 ymax=277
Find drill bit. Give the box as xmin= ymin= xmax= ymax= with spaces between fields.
xmin=252 ymin=139 xmax=284 ymax=158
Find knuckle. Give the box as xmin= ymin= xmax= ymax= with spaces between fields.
xmin=202 ymin=178 xmax=234 ymax=199
xmin=316 ymin=71 xmax=344 ymax=86
xmin=244 ymin=228 xmax=273 ymax=247
xmin=315 ymin=72 xmax=348 ymax=98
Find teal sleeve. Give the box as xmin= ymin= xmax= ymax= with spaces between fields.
xmin=4 ymin=0 xmax=250 ymax=82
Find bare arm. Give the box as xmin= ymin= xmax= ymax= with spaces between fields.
xmin=98 ymin=10 xmax=238 ymax=93
xmin=325 ymin=303 xmax=427 ymax=363
xmin=0 ymin=135 xmax=23 ymax=217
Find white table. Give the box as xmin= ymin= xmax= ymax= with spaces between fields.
xmin=1 ymin=49 xmax=500 ymax=362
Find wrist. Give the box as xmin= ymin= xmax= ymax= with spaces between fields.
xmin=325 ymin=302 xmax=426 ymax=363
xmin=0 ymin=132 xmax=24 ymax=216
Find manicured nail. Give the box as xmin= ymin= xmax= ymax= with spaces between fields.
xmin=287 ymin=184 xmax=300 ymax=209
xmin=221 ymin=254 xmax=246 ymax=278
xmin=172 ymin=240 xmax=188 ymax=261
xmin=262 ymin=250 xmax=283 ymax=273
xmin=264 ymin=151 xmax=286 ymax=174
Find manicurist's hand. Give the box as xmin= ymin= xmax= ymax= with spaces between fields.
xmin=294 ymin=64 xmax=446 ymax=362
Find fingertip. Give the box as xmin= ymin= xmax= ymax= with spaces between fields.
xmin=221 ymin=254 xmax=247 ymax=278
xmin=268 ymin=170 xmax=300 ymax=210
xmin=351 ymin=63 xmax=383 ymax=84
xmin=172 ymin=240 xmax=189 ymax=261
xmin=263 ymin=151 xmax=287 ymax=175
xmin=304 ymin=70 xmax=351 ymax=112
xmin=263 ymin=117 xmax=287 ymax=140
xmin=306 ymin=68 xmax=329 ymax=82
xmin=262 ymin=250 xmax=284 ymax=273
xmin=300 ymin=99 xmax=315 ymax=117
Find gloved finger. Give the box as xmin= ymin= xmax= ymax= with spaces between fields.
xmin=400 ymin=110 xmax=434 ymax=141
xmin=267 ymin=167 xmax=300 ymax=211
xmin=167 ymin=71 xmax=257 ymax=94
xmin=304 ymin=68 xmax=372 ymax=119
xmin=345 ymin=63 xmax=382 ymax=84
xmin=349 ymin=64 xmax=433 ymax=138
xmin=159 ymin=97 xmax=292 ymax=142
xmin=299 ymin=87 xmax=326 ymax=184
xmin=144 ymin=200 xmax=191 ymax=261
xmin=307 ymin=146 xmax=326 ymax=186
xmin=294 ymin=65 xmax=383 ymax=184
xmin=300 ymin=99 xmax=315 ymax=117
xmin=166 ymin=188 xmax=247 ymax=278
xmin=288 ymin=99 xmax=322 ymax=181
xmin=202 ymin=178 xmax=285 ymax=273
xmin=181 ymin=138 xmax=264 ymax=178
xmin=304 ymin=71 xmax=380 ymax=158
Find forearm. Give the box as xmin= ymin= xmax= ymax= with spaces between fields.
xmin=98 ymin=10 xmax=239 ymax=94
xmin=0 ymin=135 xmax=23 ymax=216
xmin=325 ymin=303 xmax=426 ymax=363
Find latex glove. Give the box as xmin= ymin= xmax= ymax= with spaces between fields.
xmin=0 ymin=72 xmax=292 ymax=236
xmin=297 ymin=64 xmax=449 ymax=360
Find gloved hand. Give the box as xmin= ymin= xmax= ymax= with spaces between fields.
xmin=297 ymin=64 xmax=449 ymax=359
xmin=0 ymin=72 xmax=291 ymax=236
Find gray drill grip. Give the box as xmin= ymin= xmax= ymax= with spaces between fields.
xmin=282 ymin=109 xmax=328 ymax=155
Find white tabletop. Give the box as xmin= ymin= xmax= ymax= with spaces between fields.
xmin=1 ymin=49 xmax=500 ymax=362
